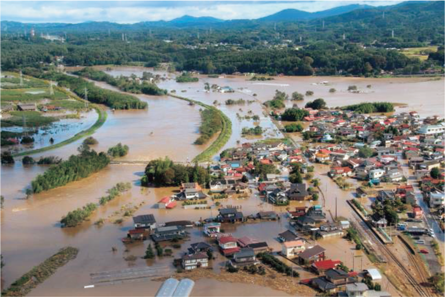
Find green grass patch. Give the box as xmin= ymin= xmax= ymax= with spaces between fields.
xmin=2 ymin=111 xmax=57 ymax=127
xmin=2 ymin=247 xmax=79 ymax=296
xmin=41 ymin=99 xmax=86 ymax=110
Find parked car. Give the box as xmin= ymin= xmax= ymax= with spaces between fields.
xmin=416 ymin=240 xmax=426 ymax=245
xmin=420 ymin=249 xmax=429 ymax=254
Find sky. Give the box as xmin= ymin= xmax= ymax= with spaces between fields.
xmin=1 ymin=0 xmax=409 ymax=23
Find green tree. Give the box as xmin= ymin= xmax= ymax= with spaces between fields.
xmin=359 ymin=146 xmax=374 ymax=158
xmin=144 ymin=244 xmax=155 ymax=259
xmin=305 ymin=98 xmax=326 ymax=110
xmin=431 ymin=167 xmax=440 ymax=179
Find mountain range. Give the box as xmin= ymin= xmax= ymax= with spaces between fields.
xmin=1 ymin=1 xmax=443 ymax=32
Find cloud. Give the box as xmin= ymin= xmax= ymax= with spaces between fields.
xmin=1 ymin=1 xmax=405 ymax=23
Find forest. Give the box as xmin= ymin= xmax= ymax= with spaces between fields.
xmin=31 ymin=147 xmax=110 ymax=193
xmin=341 ymin=102 xmax=394 ymax=113
xmin=194 ymin=108 xmax=223 ymax=145
xmin=22 ymin=69 xmax=148 ymax=109
xmin=142 ymin=157 xmax=210 ymax=187
xmin=74 ymin=67 xmax=167 ymax=96
xmin=2 ymin=1 xmax=443 ymax=77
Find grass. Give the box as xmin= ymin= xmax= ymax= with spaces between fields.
xmin=169 ymin=94 xmax=232 ymax=163
xmin=400 ymin=46 xmax=438 ymax=61
xmin=2 ymin=247 xmax=79 ymax=296
xmin=1 ymin=111 xmax=58 ymax=127
xmin=41 ymin=99 xmax=87 ymax=110
xmin=1 ymin=88 xmax=68 ymax=102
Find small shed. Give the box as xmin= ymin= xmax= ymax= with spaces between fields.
xmin=365 ymin=268 xmax=383 ymax=282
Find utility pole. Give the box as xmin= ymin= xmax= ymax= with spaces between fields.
xmin=20 ymin=70 xmax=23 ymax=86
xmin=335 ymin=196 xmax=338 ymax=219
xmin=84 ymin=87 xmax=88 ymax=102
xmin=322 ymin=21 xmax=325 ymax=29
xmin=299 ymin=36 xmax=302 ymax=43
xmin=343 ymin=33 xmax=346 ymax=40
xmin=274 ymin=23 xmax=276 ymax=31
xmin=49 ymin=81 xmax=54 ymax=95
xmin=391 ymin=30 xmax=394 ymax=38
xmin=383 ymin=12 xmax=385 ymax=19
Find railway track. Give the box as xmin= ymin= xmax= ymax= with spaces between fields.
xmin=380 ymin=244 xmax=431 ymax=297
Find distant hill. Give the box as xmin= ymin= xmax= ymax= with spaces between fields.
xmin=169 ymin=15 xmax=223 ymax=24
xmin=258 ymin=4 xmax=372 ymax=21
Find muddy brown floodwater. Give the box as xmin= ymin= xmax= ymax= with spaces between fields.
xmin=1 ymin=66 xmax=442 ymax=296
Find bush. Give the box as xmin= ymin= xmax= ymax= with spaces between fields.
xmin=284 ymin=123 xmax=303 ymax=132
xmin=108 ymin=143 xmax=129 ymax=158
xmin=61 ymin=203 xmax=97 ymax=227
xmin=305 ymin=98 xmax=326 ymax=110
xmin=1 ymin=152 xmax=15 ymax=164
xmin=281 ymin=108 xmax=309 ymax=121
xmin=22 ymin=156 xmax=35 ymax=165
xmin=291 ymin=92 xmax=304 ymax=101
xmin=329 ymin=88 xmax=336 ymax=93
xmin=227 ymin=265 xmax=239 ymax=273
xmin=83 ymin=137 xmax=98 ymax=146
xmin=305 ymin=91 xmax=314 ymax=96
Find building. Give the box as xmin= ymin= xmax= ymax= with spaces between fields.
xmin=281 ymin=240 xmax=306 ymax=258
xmin=339 ymin=283 xmax=392 ymax=297
xmin=133 ymin=214 xmax=157 ymax=230
xmin=268 ymin=189 xmax=289 ymax=205
xmin=157 ymin=196 xmax=177 ymax=209
xmin=182 ymin=253 xmax=209 ymax=270
xmin=188 ymin=242 xmax=213 ymax=254
xmin=364 ymin=269 xmax=383 ymax=282
xmin=417 ymin=124 xmax=445 ymax=135
xmin=17 ymin=103 xmax=37 ymax=111
xmin=204 ymin=223 xmax=221 ymax=237
xmin=278 ymin=230 xmax=300 ymax=242
xmin=126 ymin=229 xmax=147 ymax=241
xmin=218 ymin=235 xmax=240 ymax=256
xmin=257 ymin=211 xmax=278 ymax=220
xmin=430 ymin=191 xmax=445 ymax=208
xmin=312 ymin=259 xmax=341 ymax=275
xmin=287 ymin=183 xmax=309 ymax=201
xmin=151 ymin=226 xmax=186 ymax=242
xmin=230 ymin=248 xmax=259 ymax=268
xmin=180 ymin=182 xmax=206 ymax=200
xmin=217 ymin=208 xmax=244 ymax=223
xmin=298 ymin=245 xmax=326 ymax=265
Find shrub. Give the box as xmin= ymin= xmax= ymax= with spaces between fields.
xmin=22 ymin=156 xmax=35 ymax=165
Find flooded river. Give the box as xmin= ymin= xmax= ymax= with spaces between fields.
xmin=1 ymin=67 xmax=442 ymax=296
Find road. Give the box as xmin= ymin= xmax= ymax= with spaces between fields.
xmin=396 ymin=153 xmax=444 ymax=250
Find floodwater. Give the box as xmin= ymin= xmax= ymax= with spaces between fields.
xmin=1 ymin=110 xmax=98 ymax=154
xmin=1 ymin=67 xmax=442 ymax=296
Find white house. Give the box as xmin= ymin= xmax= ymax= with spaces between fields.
xmin=182 ymin=253 xmax=209 ymax=270
xmin=369 ymin=169 xmax=385 ymax=180
xmin=281 ymin=240 xmax=305 ymax=258
xmin=430 ymin=191 xmax=445 ymax=208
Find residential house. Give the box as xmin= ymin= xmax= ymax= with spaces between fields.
xmin=329 ymin=167 xmax=353 ymax=178
xmin=17 ymin=103 xmax=37 ymax=111
xmin=204 ymin=223 xmax=221 ymax=237
xmin=278 ymin=230 xmax=300 ymax=242
xmin=377 ymin=190 xmax=395 ymax=202
xmin=133 ymin=214 xmax=157 ymax=230
xmin=288 ymin=207 xmax=307 ymax=219
xmin=126 ymin=229 xmax=147 ymax=241
xmin=188 ymin=242 xmax=213 ymax=254
xmin=298 ymin=245 xmax=326 ymax=265
xmin=384 ymin=169 xmax=403 ymax=182
xmin=281 ymin=240 xmax=306 ymax=258
xmin=340 ymin=283 xmax=392 ymax=297
xmin=268 ymin=188 xmax=289 ymax=205
xmin=369 ymin=169 xmax=385 ymax=180
xmin=312 ymin=269 xmax=356 ymax=293
xmin=257 ymin=211 xmax=278 ymax=220
xmin=151 ymin=226 xmax=186 ymax=243
xmin=157 ymin=196 xmax=177 ymax=209
xmin=217 ymin=208 xmax=244 ymax=223
xmin=430 ymin=191 xmax=445 ymax=208
xmin=412 ymin=206 xmax=423 ymax=219
xmin=218 ymin=235 xmax=240 ymax=256
xmin=247 ymin=242 xmax=269 ymax=254
xmin=182 ymin=253 xmax=209 ymax=270
xmin=312 ymin=259 xmax=341 ymax=275
xmin=287 ymin=183 xmax=309 ymax=201
xmin=180 ymin=182 xmax=207 ymax=200
xmin=230 ymin=248 xmax=259 ymax=268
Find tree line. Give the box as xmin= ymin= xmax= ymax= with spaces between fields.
xmin=341 ymin=102 xmax=394 ymax=113
xmin=26 ymin=69 xmax=148 ymax=110
xmin=194 ymin=108 xmax=223 ymax=145
xmin=31 ymin=147 xmax=110 ymax=193
xmin=142 ymin=157 xmax=210 ymax=187
xmin=75 ymin=67 xmax=167 ymax=96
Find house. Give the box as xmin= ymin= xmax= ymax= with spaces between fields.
xmin=151 ymin=226 xmax=186 ymax=243
xmin=281 ymin=240 xmax=306 ymax=258
xmin=247 ymin=242 xmax=269 ymax=254
xmin=278 ymin=230 xmax=300 ymax=242
xmin=188 ymin=242 xmax=213 ymax=254
xmin=268 ymin=188 xmax=289 ymax=205
xmin=182 ymin=253 xmax=209 ymax=270
xmin=126 ymin=228 xmax=147 ymax=241
xmin=218 ymin=235 xmax=240 ymax=256
xmin=377 ymin=190 xmax=395 ymax=202
xmin=288 ymin=207 xmax=307 ymax=219
xmin=17 ymin=103 xmax=37 ymax=111
xmin=385 ymin=169 xmax=403 ymax=182
xmin=133 ymin=214 xmax=157 ymax=230
xmin=209 ymin=179 xmax=237 ymax=193
xmin=430 ymin=191 xmax=445 ymax=208
xmin=298 ymin=245 xmax=326 ymax=264
xmin=412 ymin=206 xmax=423 ymax=219
xmin=316 ymin=152 xmax=330 ymax=163
xmin=180 ymin=182 xmax=207 ymax=200
xmin=371 ymin=215 xmax=388 ymax=228
xmin=164 ymin=220 xmax=194 ymax=228
xmin=312 ymin=259 xmax=341 ymax=275
xmin=230 ymin=248 xmax=259 ymax=268
xmin=157 ymin=196 xmax=177 ymax=209
xmin=329 ymin=167 xmax=353 ymax=178
xmin=287 ymin=183 xmax=309 ymax=201
xmin=317 ymin=224 xmax=344 ymax=238
xmin=257 ymin=211 xmax=278 ymax=220
xmin=340 ymin=283 xmax=392 ymax=297
xmin=364 ymin=269 xmax=383 ymax=282
xmin=369 ymin=169 xmax=385 ymax=180
xmin=217 ymin=208 xmax=244 ymax=223
xmin=204 ymin=222 xmax=221 ymax=237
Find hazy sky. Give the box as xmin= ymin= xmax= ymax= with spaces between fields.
xmin=1 ymin=1 xmax=407 ymax=23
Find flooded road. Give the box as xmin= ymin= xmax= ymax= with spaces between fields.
xmin=1 ymin=66 xmax=442 ymax=296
